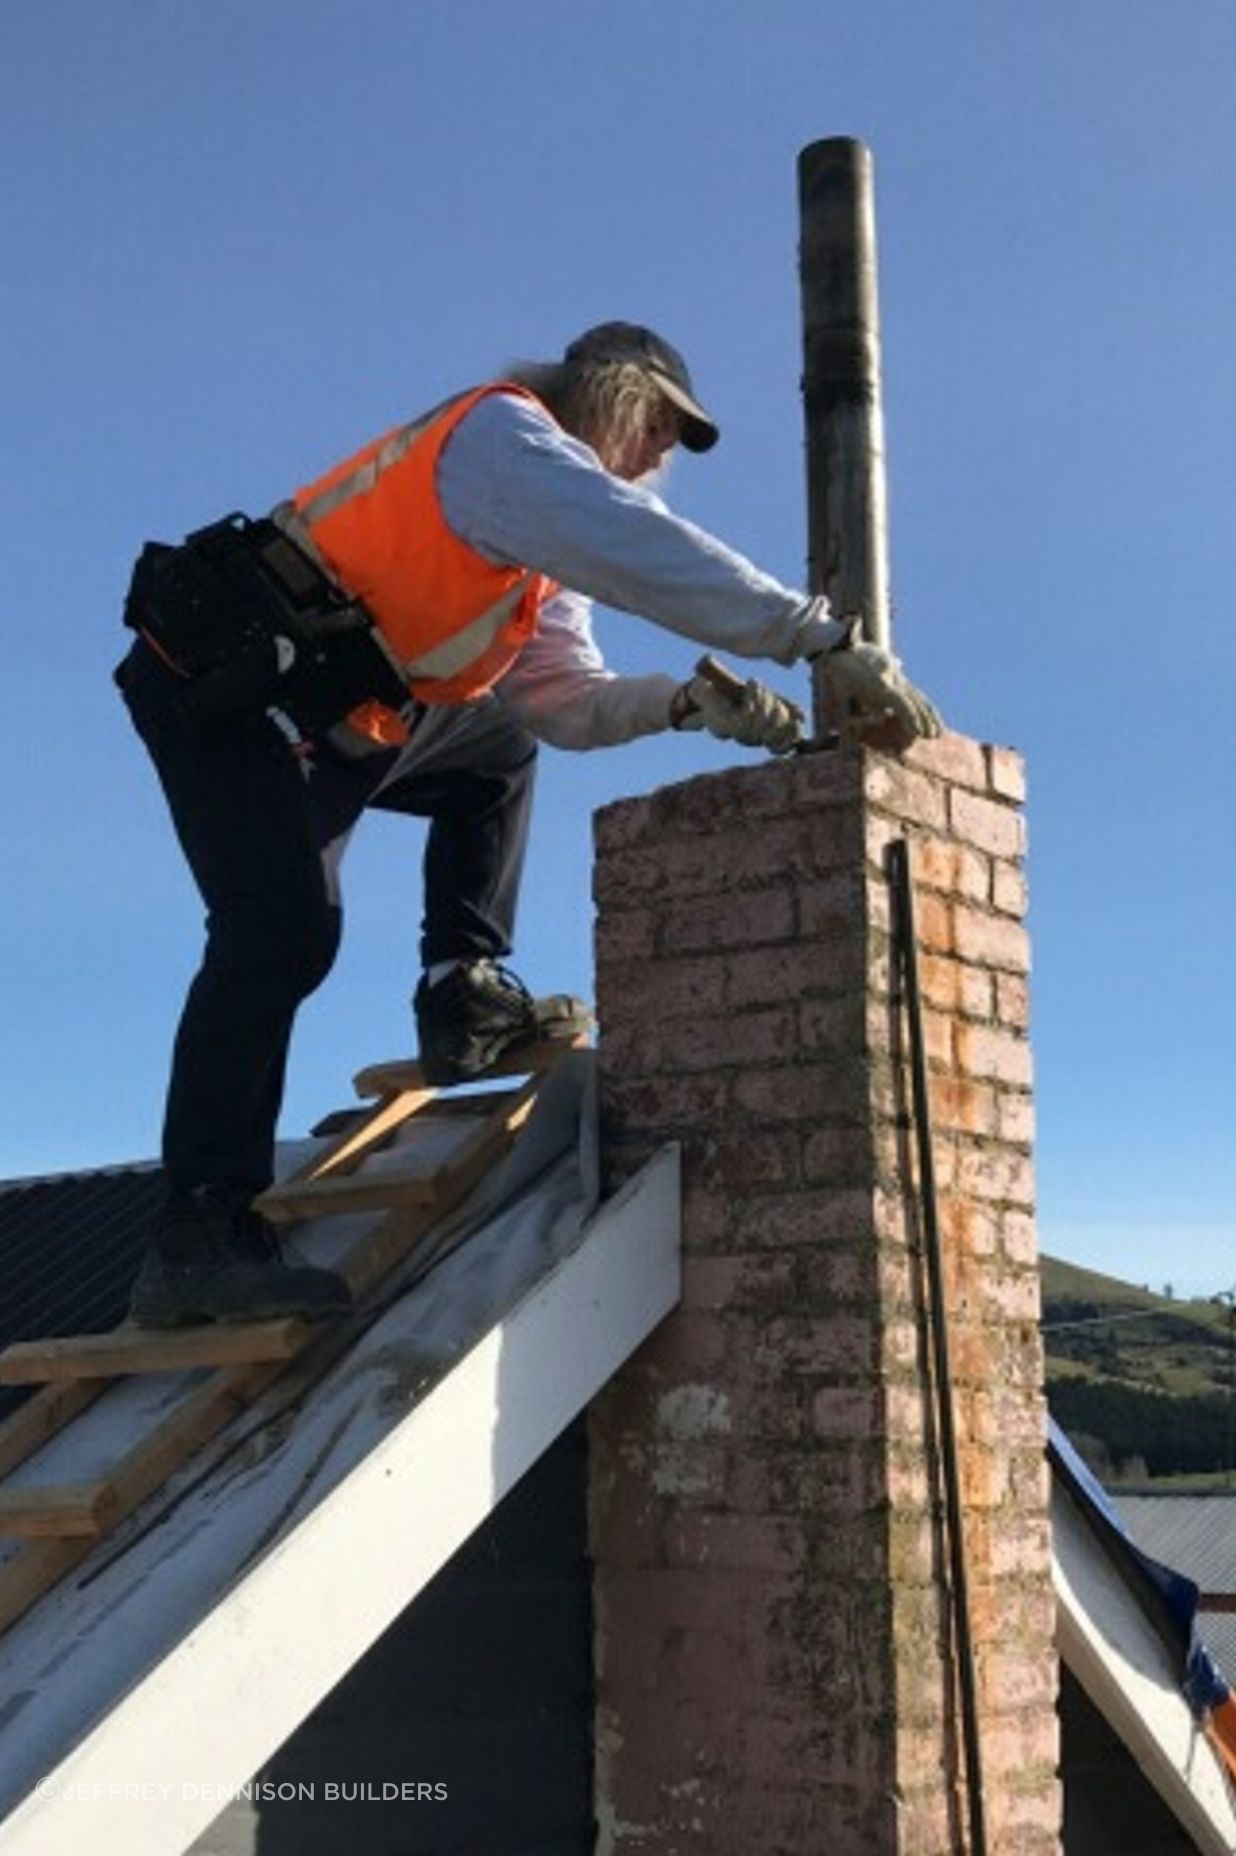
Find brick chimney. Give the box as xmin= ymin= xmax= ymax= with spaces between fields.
xmin=589 ymin=735 xmax=1061 ymax=1855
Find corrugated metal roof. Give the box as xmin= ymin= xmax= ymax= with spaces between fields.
xmin=0 ymin=1165 xmax=164 ymax=1419
xmin=1114 ymin=1494 xmax=1236 ymax=1595
xmin=1195 ymin=1612 xmax=1236 ymax=1684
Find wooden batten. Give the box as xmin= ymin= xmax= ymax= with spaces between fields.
xmin=0 ymin=1320 xmax=311 ymax=1387
xmin=0 ymin=1380 xmax=109 ymax=1480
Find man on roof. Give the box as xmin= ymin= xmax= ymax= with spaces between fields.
xmin=116 ymin=320 xmax=941 ymax=1330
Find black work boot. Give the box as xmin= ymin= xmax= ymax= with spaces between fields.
xmin=414 ymin=959 xmax=591 ymax=1086
xmin=128 ymin=1186 xmax=353 ymax=1328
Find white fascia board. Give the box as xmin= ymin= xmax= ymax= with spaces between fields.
xmin=0 ymin=1144 xmax=680 ymax=1856
xmin=1053 ymin=1476 xmax=1236 ymax=1856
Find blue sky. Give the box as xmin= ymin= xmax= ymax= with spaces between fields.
xmin=2 ymin=1 xmax=1233 ymax=1296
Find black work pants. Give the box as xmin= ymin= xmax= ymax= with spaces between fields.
xmin=116 ymin=639 xmax=536 ymax=1194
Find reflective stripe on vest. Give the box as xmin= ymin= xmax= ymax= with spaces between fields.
xmin=285 ymin=383 xmax=556 ymax=745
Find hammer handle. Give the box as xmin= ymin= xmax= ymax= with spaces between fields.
xmin=694 ymin=654 xmax=747 ymax=707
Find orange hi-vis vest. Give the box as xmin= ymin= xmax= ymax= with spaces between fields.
xmin=282 ymin=383 xmax=557 ymax=747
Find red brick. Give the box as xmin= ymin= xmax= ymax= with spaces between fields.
xmin=929 ymin=1076 xmax=998 ymax=1136
xmin=914 ymin=892 xmax=954 ymax=954
xmin=886 ymin=1447 xmax=932 ymax=1507
xmin=955 ymin=1386 xmax=1050 ymax=1452
xmin=809 ymin=1384 xmax=882 ymax=1439
xmin=593 ymin=792 xmax=654 ymax=852
xmin=788 ymin=742 xmax=865 ymax=808
xmin=737 ymin=1183 xmax=875 ymax=1247
xmin=594 ymin=902 xmax=659 ymax=961
xmin=595 ymin=1565 xmax=798 ymax=1647
xmin=958 ymin=1444 xmax=1013 ymax=1512
xmin=952 ymin=902 xmax=1031 ymax=973
xmin=982 ymin=1711 xmax=1060 ymax=1780
xmin=907 ymin=731 xmax=989 ymax=790
xmin=863 ymin=807 xmax=904 ymax=875
xmin=726 ymin=941 xmax=855 ymax=1011
xmin=648 ymin=758 xmax=798 ymax=835
xmin=955 ymin=1145 xmax=1036 ymax=1207
xmin=695 ymin=1127 xmax=801 ymax=1192
xmin=800 ymin=1127 xmax=876 ymax=1187
xmin=603 ymin=1071 xmax=729 ymax=1135
xmin=603 ymin=1004 xmax=796 ymax=1076
xmin=801 ymin=1247 xmax=879 ymax=1303
xmin=882 ymin=1381 xmax=930 ymax=1444
xmin=598 ymin=951 xmax=728 ymax=1017
xmin=955 ymin=1022 xmax=1034 ymax=1087
xmin=800 ymin=991 xmax=866 ymax=1055
xmin=637 ymin=1311 xmax=730 ymax=1377
xmin=979 ymin=1269 xmax=1039 ymax=1328
xmin=755 ymin=1312 xmax=875 ymax=1376
xmin=913 ymin=834 xmax=990 ymax=903
xmin=662 ymin=884 xmax=795 ymax=952
xmin=587 ymin=1487 xmax=663 ymax=1568
xmin=938 ymin=1195 xmax=999 ymax=1258
xmin=663 ymin=1512 xmax=809 ymax=1574
xmin=794 ymin=870 xmax=867 ymax=942
xmin=591 ymin=844 xmax=671 ymax=907
xmin=999 ymin=1091 xmax=1035 ymax=1144
xmin=733 ymin=1060 xmax=867 ymax=1126
xmin=987 ymin=745 xmax=1028 ymax=803
xmin=980 ymin=1649 xmax=1059 ymax=1713
xmin=992 ymin=859 xmax=1029 ymax=917
xmin=996 ymin=971 xmax=1031 ymax=1029
xmin=892 ymin=1789 xmax=956 ymax=1854
xmin=1001 ymin=1210 xmax=1040 ymax=1267
xmin=682 ymin=1252 xmax=799 ymax=1311
xmin=865 ymin=758 xmax=948 ymax=829
xmin=950 ymin=786 xmax=1026 ymax=859
xmin=882 ymin=1319 xmax=922 ymax=1374
xmin=985 ymin=1516 xmax=1054 ymax=1583
xmin=1008 ymin=1448 xmax=1052 ymax=1509
xmin=915 ymin=952 xmax=995 ymax=1019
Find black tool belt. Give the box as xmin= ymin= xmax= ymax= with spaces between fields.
xmin=123 ymin=512 xmax=413 ymax=738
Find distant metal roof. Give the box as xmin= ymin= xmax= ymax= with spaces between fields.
xmin=1114 ymin=1494 xmax=1236 ymax=1596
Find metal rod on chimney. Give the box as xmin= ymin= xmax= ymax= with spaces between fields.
xmin=797 ymin=137 xmax=891 ymax=732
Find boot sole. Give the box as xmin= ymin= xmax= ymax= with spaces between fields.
xmin=418 ymin=1016 xmax=589 ymax=1087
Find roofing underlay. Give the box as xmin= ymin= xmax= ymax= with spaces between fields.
xmin=0 ymin=1052 xmax=680 ymax=1856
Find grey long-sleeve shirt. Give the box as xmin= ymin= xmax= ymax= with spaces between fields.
xmin=434 ymin=390 xmax=838 ymax=749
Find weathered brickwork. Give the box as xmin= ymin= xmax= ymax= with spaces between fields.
xmin=589 ymin=735 xmax=1061 ymax=1856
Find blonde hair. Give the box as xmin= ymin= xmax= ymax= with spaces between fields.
xmin=503 ymin=358 xmax=671 ymax=474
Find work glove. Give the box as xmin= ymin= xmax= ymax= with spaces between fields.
xmin=811 ymin=623 xmax=943 ymax=751
xmin=670 ymin=671 xmax=805 ymax=755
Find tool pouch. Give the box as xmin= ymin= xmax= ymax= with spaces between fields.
xmin=124 ymin=513 xmax=413 ymax=736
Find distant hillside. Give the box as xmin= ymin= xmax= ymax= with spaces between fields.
xmin=1040 ymin=1254 xmax=1236 ymax=1485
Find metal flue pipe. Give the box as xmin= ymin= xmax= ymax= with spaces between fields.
xmin=797 ymin=137 xmax=892 ymax=732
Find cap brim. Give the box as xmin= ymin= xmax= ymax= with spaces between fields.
xmin=647 ymin=366 xmax=720 ymax=453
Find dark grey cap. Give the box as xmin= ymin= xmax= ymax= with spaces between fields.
xmin=563 ymin=321 xmax=720 ymax=452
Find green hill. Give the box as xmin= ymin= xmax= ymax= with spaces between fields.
xmin=1040 ymin=1254 xmax=1236 ymax=1484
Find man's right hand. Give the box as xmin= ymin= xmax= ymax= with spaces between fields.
xmin=671 ymin=670 xmax=805 ymax=754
